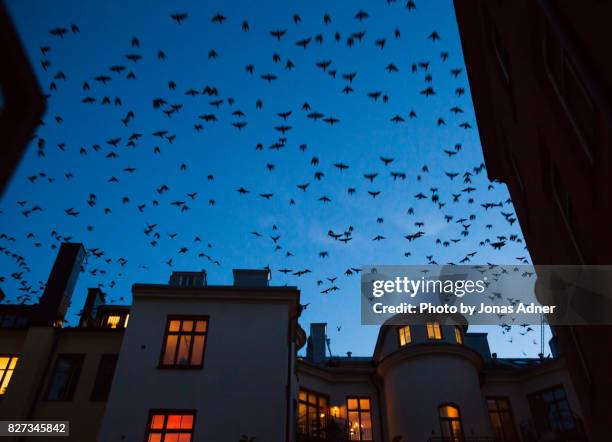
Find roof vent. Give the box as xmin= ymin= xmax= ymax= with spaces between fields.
xmin=232 ymin=269 xmax=270 ymax=287
xmin=169 ymin=271 xmax=207 ymax=287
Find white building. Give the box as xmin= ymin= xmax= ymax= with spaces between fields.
xmin=96 ymin=269 xmax=588 ymax=442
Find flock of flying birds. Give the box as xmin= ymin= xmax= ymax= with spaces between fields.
xmin=0 ymin=1 xmax=543 ymax=355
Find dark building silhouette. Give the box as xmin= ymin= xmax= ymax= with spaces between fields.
xmin=0 ymin=1 xmax=46 ymax=197
xmin=454 ymin=0 xmax=612 ymax=439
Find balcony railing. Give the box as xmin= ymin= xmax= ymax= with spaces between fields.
xmin=297 ymin=416 xmax=356 ymax=442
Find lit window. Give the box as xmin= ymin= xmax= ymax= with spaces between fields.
xmin=347 ymin=397 xmax=373 ymax=441
xmin=145 ymin=410 xmax=195 ymax=442
xmin=106 ymin=315 xmax=121 ymax=328
xmin=487 ymin=397 xmax=518 ymax=441
xmin=160 ymin=317 xmax=208 ymax=368
xmin=426 ymin=321 xmax=442 ymax=340
xmin=0 ymin=355 xmax=18 ymax=395
xmin=454 ymin=326 xmax=463 ymax=345
xmin=398 ymin=326 xmax=411 ymax=346
xmin=439 ymin=404 xmax=464 ymax=441
xmin=46 ymin=354 xmax=84 ymax=400
xmin=101 ymin=311 xmax=129 ymax=329
xmin=298 ymin=389 xmax=328 ymax=438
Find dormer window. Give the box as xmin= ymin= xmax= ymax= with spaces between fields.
xmin=398 ymin=325 xmax=411 ymax=346
xmin=426 ymin=321 xmax=443 ymax=340
xmin=100 ymin=311 xmax=129 ymax=329
xmin=454 ymin=326 xmax=463 ymax=344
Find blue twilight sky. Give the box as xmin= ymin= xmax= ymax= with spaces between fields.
xmin=1 ymin=0 xmax=548 ymax=357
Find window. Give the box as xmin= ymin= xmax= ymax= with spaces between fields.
xmin=160 ymin=317 xmax=208 ymax=368
xmin=528 ymin=385 xmax=575 ymax=432
xmin=439 ymin=404 xmax=464 ymax=441
xmin=298 ymin=389 xmax=328 ymax=438
xmin=426 ymin=321 xmax=442 ymax=340
xmin=46 ymin=354 xmax=84 ymax=400
xmin=101 ymin=311 xmax=129 ymax=329
xmin=106 ymin=315 xmax=121 ymax=328
xmin=347 ymin=397 xmax=373 ymax=441
xmin=492 ymin=24 xmax=510 ymax=84
xmin=145 ymin=410 xmax=195 ymax=442
xmin=0 ymin=355 xmax=18 ymax=395
xmin=543 ymin=24 xmax=596 ymax=163
xmin=551 ymin=165 xmax=584 ymax=263
xmin=454 ymin=326 xmax=463 ymax=345
xmin=487 ymin=397 xmax=518 ymax=441
xmin=398 ymin=325 xmax=411 ymax=346
xmin=0 ymin=314 xmax=29 ymax=329
xmin=90 ymin=354 xmax=118 ymax=401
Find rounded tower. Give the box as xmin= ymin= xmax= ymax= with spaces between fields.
xmin=373 ymin=313 xmax=493 ymax=441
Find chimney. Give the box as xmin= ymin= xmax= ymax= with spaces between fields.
xmin=232 ymin=269 xmax=270 ymax=287
xmin=306 ymin=323 xmax=327 ymax=364
xmin=36 ymin=243 xmax=86 ymax=326
xmin=79 ymin=288 xmax=106 ymax=327
xmin=169 ymin=271 xmax=207 ymax=287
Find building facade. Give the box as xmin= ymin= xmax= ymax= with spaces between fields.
xmin=452 ymin=1 xmax=612 ymax=439
xmin=0 ymin=244 xmax=592 ymax=441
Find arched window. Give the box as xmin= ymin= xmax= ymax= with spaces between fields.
xmin=438 ymin=404 xmax=464 ymax=441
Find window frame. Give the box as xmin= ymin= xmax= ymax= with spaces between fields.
xmin=0 ymin=354 xmax=19 ymax=396
xmin=346 ymin=396 xmax=373 ymax=441
xmin=397 ymin=325 xmax=411 ymax=346
xmin=297 ymin=388 xmax=329 ymax=439
xmin=527 ymin=384 xmax=576 ymax=433
xmin=99 ymin=310 xmax=130 ymax=329
xmin=542 ymin=23 xmax=596 ymax=166
xmin=144 ymin=409 xmax=196 ymax=442
xmin=438 ymin=403 xmax=465 ymax=441
xmin=486 ymin=396 xmax=518 ymax=442
xmin=45 ymin=353 xmax=85 ymax=401
xmin=90 ymin=353 xmax=118 ymax=401
xmin=158 ymin=315 xmax=209 ymax=370
xmin=550 ymin=164 xmax=585 ymax=264
xmin=426 ymin=321 xmax=443 ymax=340
xmin=454 ymin=326 xmax=463 ymax=345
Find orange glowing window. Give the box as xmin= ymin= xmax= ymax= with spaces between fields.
xmin=160 ymin=317 xmax=208 ymax=368
xmin=439 ymin=404 xmax=464 ymax=441
xmin=398 ymin=325 xmax=411 ymax=346
xmin=298 ymin=389 xmax=328 ymax=438
xmin=348 ymin=397 xmax=372 ymax=441
xmin=454 ymin=326 xmax=463 ymax=345
xmin=106 ymin=315 xmax=121 ymax=328
xmin=0 ymin=355 xmax=18 ymax=395
xmin=426 ymin=321 xmax=443 ymax=340
xmin=146 ymin=411 xmax=195 ymax=442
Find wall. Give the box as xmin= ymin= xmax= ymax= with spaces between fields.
xmin=297 ymin=362 xmax=383 ymax=442
xmin=379 ymin=346 xmax=491 ymax=441
xmin=99 ymin=290 xmax=295 ymax=442
xmin=0 ymin=327 xmax=123 ymax=442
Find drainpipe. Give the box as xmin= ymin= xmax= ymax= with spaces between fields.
xmin=286 ymin=312 xmax=300 ymax=442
